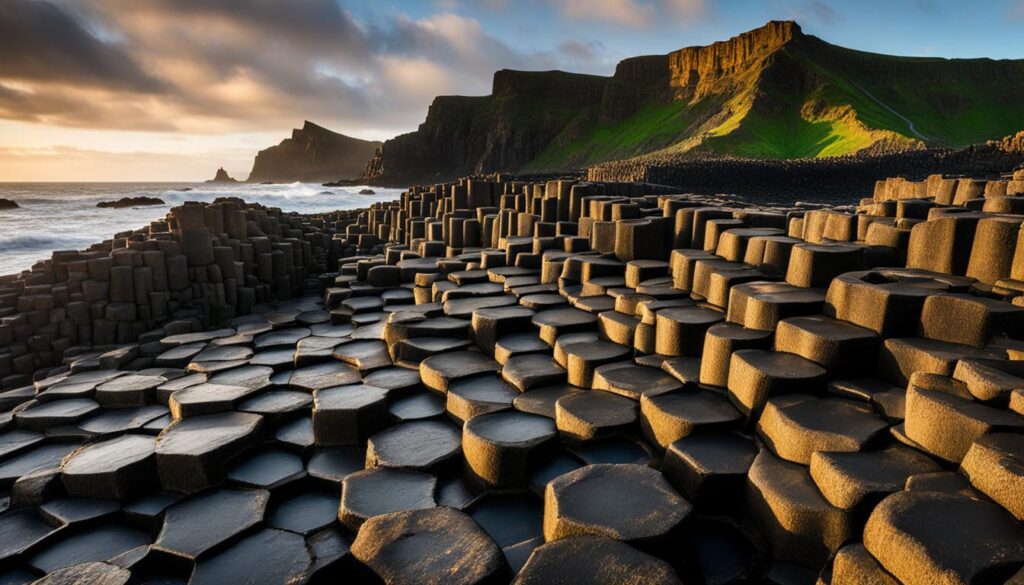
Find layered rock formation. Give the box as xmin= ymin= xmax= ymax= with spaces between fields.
xmin=360 ymin=21 xmax=1024 ymax=186
xmin=248 ymin=121 xmax=381 ymax=183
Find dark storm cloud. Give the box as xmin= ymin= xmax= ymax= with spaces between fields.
xmin=0 ymin=83 xmax=177 ymax=130
xmin=0 ymin=0 xmax=165 ymax=92
xmin=0 ymin=0 xmax=610 ymax=135
xmin=96 ymin=0 xmax=373 ymax=55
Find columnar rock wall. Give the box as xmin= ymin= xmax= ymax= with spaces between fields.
xmin=588 ymin=147 xmax=1024 ymax=199
xmin=0 ymin=198 xmax=360 ymax=389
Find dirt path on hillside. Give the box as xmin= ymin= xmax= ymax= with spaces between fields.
xmin=850 ymin=81 xmax=930 ymax=141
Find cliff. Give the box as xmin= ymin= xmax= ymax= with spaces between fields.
xmin=248 ymin=121 xmax=382 ymax=183
xmin=360 ymin=20 xmax=1024 ymax=185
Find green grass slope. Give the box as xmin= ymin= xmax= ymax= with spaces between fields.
xmin=523 ymin=100 xmax=696 ymax=171
xmin=524 ymin=28 xmax=1024 ymax=170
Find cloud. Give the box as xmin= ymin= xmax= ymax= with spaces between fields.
xmin=0 ymin=82 xmax=179 ymax=130
xmin=808 ymin=0 xmax=841 ymax=25
xmin=0 ymin=0 xmax=599 ymax=138
xmin=912 ymin=0 xmax=941 ymax=15
xmin=1009 ymin=0 xmax=1024 ymax=19
xmin=548 ymin=0 xmax=656 ymax=28
xmin=0 ymin=0 xmax=164 ymax=91
xmin=664 ymin=0 xmax=710 ymax=21
xmin=557 ymin=39 xmax=606 ymax=64
xmin=0 ymin=145 xmax=254 ymax=181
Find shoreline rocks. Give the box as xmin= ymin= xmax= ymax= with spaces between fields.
xmin=0 ymin=198 xmax=19 ymax=209
xmin=96 ymin=196 xmax=165 ymax=208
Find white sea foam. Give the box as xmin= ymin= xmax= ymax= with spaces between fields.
xmin=0 ymin=182 xmax=403 ymax=275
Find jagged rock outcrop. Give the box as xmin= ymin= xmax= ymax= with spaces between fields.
xmin=248 ymin=121 xmax=382 ymax=183
xmin=0 ymin=198 xmax=19 ymax=209
xmin=208 ymin=168 xmax=238 ymax=183
xmin=360 ymin=20 xmax=1024 ymax=186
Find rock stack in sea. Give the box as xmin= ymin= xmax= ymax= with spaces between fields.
xmin=0 ymin=174 xmax=1022 ymax=584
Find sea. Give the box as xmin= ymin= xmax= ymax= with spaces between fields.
xmin=0 ymin=182 xmax=404 ymax=276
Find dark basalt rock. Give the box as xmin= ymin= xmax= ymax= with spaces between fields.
xmin=190 ymin=528 xmax=312 ymax=585
xmin=350 ymin=507 xmax=509 ymax=585
xmin=248 ymin=121 xmax=381 ymax=183
xmin=0 ymin=508 xmax=60 ymax=563
xmin=5 ymin=128 xmax=1024 ymax=585
xmin=514 ymin=535 xmax=683 ymax=585
xmin=96 ymin=197 xmax=165 ymax=208
xmin=28 ymin=524 xmax=151 ymax=573
xmin=268 ymin=491 xmax=339 ymax=535
xmin=0 ymin=197 xmax=19 ymax=209
xmin=206 ymin=167 xmax=238 ymax=183
xmin=154 ymin=411 xmax=264 ymax=493
xmin=60 ymin=434 xmax=157 ymax=500
xmin=544 ymin=464 xmax=692 ymax=554
xmin=339 ymin=468 xmax=437 ymax=530
xmin=31 ymin=561 xmax=131 ymax=585
xmin=365 ymin=420 xmax=462 ymax=472
xmin=154 ymin=488 xmax=269 ymax=559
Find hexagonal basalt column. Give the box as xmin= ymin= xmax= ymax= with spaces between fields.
xmin=726 ymin=350 xmax=826 ymax=423
xmin=655 ymin=307 xmax=724 ymax=357
xmin=864 ymin=491 xmax=1024 ymax=585
xmin=339 ymin=467 xmax=437 ymax=530
xmin=640 ymin=390 xmax=742 ymax=450
xmin=312 ymin=384 xmax=389 ymax=447
xmin=555 ymin=391 xmax=638 ymax=442
xmin=514 ymin=535 xmax=683 ymax=585
xmin=365 ymin=420 xmax=461 ymax=472
xmin=61 ymin=434 xmax=157 ymax=500
xmin=543 ymin=464 xmax=691 ymax=556
xmin=532 ymin=308 xmax=598 ymax=346
xmin=756 ymin=395 xmax=889 ymax=465
xmin=420 ymin=351 xmax=500 ymax=393
xmin=351 ymin=507 xmax=508 ymax=585
xmin=463 ymin=411 xmax=558 ymax=490
xmin=155 ymin=412 xmax=264 ymax=493
xmin=592 ymin=363 xmax=683 ymax=401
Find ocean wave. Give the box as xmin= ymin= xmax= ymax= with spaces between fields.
xmin=0 ymin=182 xmax=403 ymax=273
xmin=0 ymin=233 xmax=96 ymax=250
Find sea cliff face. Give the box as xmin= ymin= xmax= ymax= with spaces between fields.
xmin=359 ymin=70 xmax=617 ymax=186
xmin=359 ymin=20 xmax=1024 ymax=185
xmin=248 ymin=121 xmax=381 ymax=183
xmin=667 ymin=20 xmax=797 ymax=96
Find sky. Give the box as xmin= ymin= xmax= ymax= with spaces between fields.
xmin=1 ymin=0 xmax=1023 ymax=182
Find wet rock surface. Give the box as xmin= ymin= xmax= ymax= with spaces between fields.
xmin=1 ymin=173 xmax=1024 ymax=583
